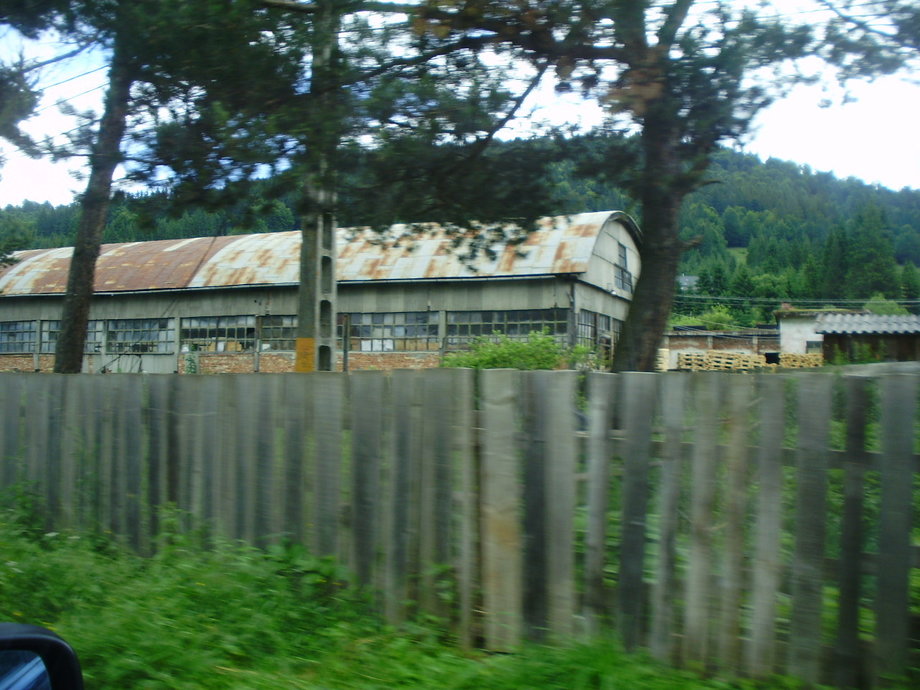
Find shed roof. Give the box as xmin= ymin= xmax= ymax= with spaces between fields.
xmin=815 ymin=313 xmax=920 ymax=335
xmin=0 ymin=211 xmax=639 ymax=296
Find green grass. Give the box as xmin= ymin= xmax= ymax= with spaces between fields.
xmin=0 ymin=495 xmax=826 ymax=690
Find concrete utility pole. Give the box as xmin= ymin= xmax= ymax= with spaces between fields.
xmin=295 ymin=0 xmax=339 ymax=372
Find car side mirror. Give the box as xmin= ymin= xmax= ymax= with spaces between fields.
xmin=0 ymin=624 xmax=83 ymax=690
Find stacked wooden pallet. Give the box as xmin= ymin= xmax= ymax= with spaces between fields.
xmin=779 ymin=353 xmax=824 ymax=368
xmin=676 ymin=351 xmax=710 ymax=371
xmin=676 ymin=350 xmax=767 ymax=372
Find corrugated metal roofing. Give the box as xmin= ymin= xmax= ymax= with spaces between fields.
xmin=816 ymin=313 xmax=920 ymax=335
xmin=0 ymin=211 xmax=638 ymax=296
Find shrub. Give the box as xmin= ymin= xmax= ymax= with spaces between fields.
xmin=442 ymin=331 xmax=592 ymax=370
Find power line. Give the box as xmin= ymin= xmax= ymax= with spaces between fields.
xmin=41 ymin=65 xmax=108 ymax=90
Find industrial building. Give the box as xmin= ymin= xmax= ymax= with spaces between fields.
xmin=0 ymin=211 xmax=641 ymax=373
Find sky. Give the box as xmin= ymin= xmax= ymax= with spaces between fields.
xmin=1 ymin=5 xmax=919 ymax=208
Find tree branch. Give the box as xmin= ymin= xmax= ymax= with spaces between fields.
xmin=657 ymin=0 xmax=695 ymax=50
xmin=260 ymin=0 xmax=421 ymax=15
xmin=443 ymin=62 xmax=549 ymax=173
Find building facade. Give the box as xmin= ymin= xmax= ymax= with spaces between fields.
xmin=0 ymin=211 xmax=641 ymax=373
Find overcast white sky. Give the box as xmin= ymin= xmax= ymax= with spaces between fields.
xmin=1 ymin=4 xmax=919 ymax=208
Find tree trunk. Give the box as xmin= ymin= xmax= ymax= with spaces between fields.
xmin=612 ymin=106 xmax=687 ymax=372
xmin=53 ymin=43 xmax=134 ymax=373
xmin=295 ymin=0 xmax=341 ymax=372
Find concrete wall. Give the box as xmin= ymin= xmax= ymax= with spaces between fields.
xmin=778 ymin=316 xmax=822 ymax=355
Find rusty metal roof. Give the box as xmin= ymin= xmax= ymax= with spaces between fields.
xmin=0 ymin=211 xmax=638 ymax=296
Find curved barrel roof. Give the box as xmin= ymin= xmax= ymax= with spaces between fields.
xmin=0 ymin=211 xmax=640 ymax=296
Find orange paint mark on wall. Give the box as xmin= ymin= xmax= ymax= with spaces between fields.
xmin=295 ymin=338 xmax=316 ymax=372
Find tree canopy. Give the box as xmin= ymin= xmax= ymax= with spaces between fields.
xmin=2 ymin=0 xmax=918 ymax=370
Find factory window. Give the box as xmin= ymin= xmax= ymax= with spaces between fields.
xmin=260 ymin=315 xmax=297 ymax=351
xmin=340 ymin=312 xmax=438 ymax=352
xmin=615 ymin=266 xmax=633 ymax=292
xmin=0 ymin=320 xmax=37 ymax=353
xmin=446 ymin=308 xmax=568 ymax=347
xmin=577 ymin=310 xmax=611 ymax=348
xmin=40 ymin=320 xmax=104 ymax=354
xmin=180 ymin=316 xmax=255 ymax=353
xmin=577 ymin=310 xmax=622 ymax=362
xmin=618 ymin=241 xmax=628 ymax=269
xmin=108 ymin=318 xmax=176 ymax=354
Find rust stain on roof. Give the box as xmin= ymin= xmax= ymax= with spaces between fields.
xmin=0 ymin=212 xmax=638 ymax=296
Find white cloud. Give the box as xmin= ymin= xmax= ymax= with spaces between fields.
xmin=746 ymin=75 xmax=920 ymax=191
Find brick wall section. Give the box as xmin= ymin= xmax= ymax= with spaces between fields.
xmin=259 ymin=353 xmax=296 ymax=372
xmin=1 ymin=351 xmax=444 ymax=374
xmin=0 ymin=355 xmax=48 ymax=372
xmin=338 ymin=352 xmax=442 ymax=371
xmin=194 ymin=354 xmax=258 ymax=374
xmin=174 ymin=351 xmax=442 ymax=373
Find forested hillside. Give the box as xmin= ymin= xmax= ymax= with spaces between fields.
xmin=2 ymin=133 xmax=918 ymax=322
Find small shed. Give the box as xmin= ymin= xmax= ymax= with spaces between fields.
xmin=815 ymin=313 xmax=920 ymax=363
xmin=774 ymin=307 xmax=866 ymax=355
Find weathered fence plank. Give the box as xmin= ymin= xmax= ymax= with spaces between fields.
xmin=788 ymin=374 xmax=833 ymax=684
xmin=480 ymin=369 xmax=523 ymax=650
xmin=834 ymin=374 xmax=869 ymax=687
xmin=649 ymin=372 xmax=686 ymax=663
xmin=43 ymin=375 xmax=65 ymax=528
xmin=350 ymin=371 xmax=386 ymax=587
xmin=452 ymin=367 xmax=477 ymax=649
xmin=253 ymin=375 xmax=280 ymax=547
xmin=522 ymin=372 xmax=548 ymax=639
xmin=173 ymin=376 xmax=196 ymax=529
xmin=281 ymin=374 xmax=310 ymax=546
xmin=543 ymin=370 xmax=577 ymax=640
xmin=746 ymin=374 xmax=785 ymax=679
xmin=875 ymin=375 xmax=917 ymax=679
xmin=618 ymin=372 xmax=658 ymax=651
xmin=21 ymin=375 xmax=50 ymax=505
xmin=0 ymin=375 xmax=22 ymax=487
xmin=96 ymin=375 xmax=116 ymax=533
xmin=213 ymin=374 xmax=237 ymax=540
xmin=419 ymin=368 xmax=456 ymax=620
xmin=144 ymin=375 xmax=170 ymax=542
xmin=58 ymin=374 xmax=81 ymax=529
xmin=718 ymin=375 xmax=752 ymax=673
xmin=384 ymin=369 xmax=419 ymax=624
xmin=197 ymin=375 xmax=221 ymax=538
xmin=584 ymin=372 xmax=616 ymax=635
xmin=313 ymin=372 xmax=343 ymax=558
xmin=683 ymin=373 xmax=721 ymax=666
xmin=121 ymin=375 xmax=144 ymax=551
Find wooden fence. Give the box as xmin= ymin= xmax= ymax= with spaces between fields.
xmin=0 ymin=370 xmax=917 ymax=687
